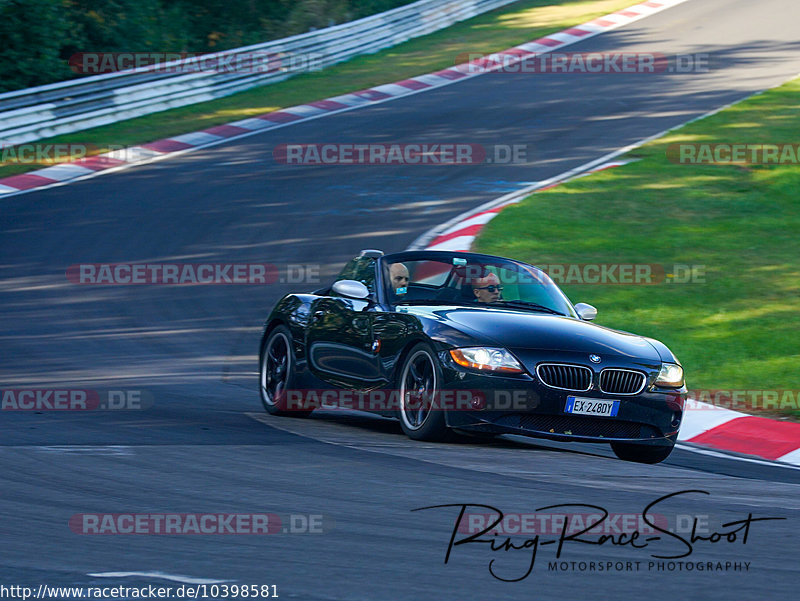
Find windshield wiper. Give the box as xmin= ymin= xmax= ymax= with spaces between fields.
xmin=493 ymin=300 xmax=565 ymax=316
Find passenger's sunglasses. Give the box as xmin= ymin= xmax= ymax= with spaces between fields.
xmin=475 ymin=285 xmax=503 ymax=292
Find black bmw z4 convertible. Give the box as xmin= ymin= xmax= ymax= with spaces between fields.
xmin=259 ymin=249 xmax=687 ymax=463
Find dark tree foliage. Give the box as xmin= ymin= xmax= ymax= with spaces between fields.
xmin=0 ymin=0 xmax=74 ymax=91
xmin=0 ymin=0 xmax=417 ymax=92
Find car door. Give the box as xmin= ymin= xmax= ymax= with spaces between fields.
xmin=306 ymin=256 xmax=385 ymax=388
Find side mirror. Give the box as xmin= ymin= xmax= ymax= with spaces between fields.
xmin=332 ymin=279 xmax=370 ymax=300
xmin=574 ymin=302 xmax=597 ymax=321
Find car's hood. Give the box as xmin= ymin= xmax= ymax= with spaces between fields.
xmin=405 ymin=306 xmax=660 ymax=360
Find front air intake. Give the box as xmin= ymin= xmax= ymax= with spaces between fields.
xmin=536 ymin=363 xmax=592 ymax=392
xmin=599 ymin=369 xmax=647 ymax=395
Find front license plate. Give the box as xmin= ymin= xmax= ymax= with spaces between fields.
xmin=565 ymin=396 xmax=620 ymax=417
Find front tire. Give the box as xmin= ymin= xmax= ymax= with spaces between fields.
xmin=610 ymin=441 xmax=674 ymax=464
xmin=398 ymin=343 xmax=449 ymax=441
xmin=259 ymin=325 xmax=312 ymax=417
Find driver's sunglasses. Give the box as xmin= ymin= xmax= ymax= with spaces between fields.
xmin=475 ymin=285 xmax=503 ymax=292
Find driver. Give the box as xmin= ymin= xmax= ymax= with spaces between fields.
xmin=389 ymin=262 xmax=410 ymax=296
xmin=471 ymin=272 xmax=503 ymax=304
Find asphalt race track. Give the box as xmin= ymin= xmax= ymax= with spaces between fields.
xmin=2 ymin=0 xmax=800 ymax=598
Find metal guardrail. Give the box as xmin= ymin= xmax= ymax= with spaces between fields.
xmin=0 ymin=0 xmax=518 ymax=145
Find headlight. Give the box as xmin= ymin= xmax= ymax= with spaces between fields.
xmin=449 ymin=347 xmax=524 ymax=374
xmin=655 ymin=363 xmax=684 ymax=387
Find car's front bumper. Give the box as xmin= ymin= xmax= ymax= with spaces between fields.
xmin=438 ymin=357 xmax=685 ymax=446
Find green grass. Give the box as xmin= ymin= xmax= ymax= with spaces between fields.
xmin=0 ymin=0 xmax=638 ymax=178
xmin=475 ymin=76 xmax=800 ymax=418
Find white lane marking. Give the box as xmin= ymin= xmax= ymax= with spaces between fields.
xmin=438 ymin=210 xmax=503 ymax=235
xmin=281 ymin=105 xmax=327 ymax=117
xmin=545 ymin=31 xmax=588 ymax=44
xmin=411 ymin=73 xmax=453 ymax=86
xmin=30 ymin=164 xmax=95 ymax=181
xmin=675 ymin=443 xmax=800 ymax=470
xmin=371 ymin=83 xmax=418 ymax=96
xmin=105 ymin=146 xmax=161 ymax=161
xmin=426 ymin=235 xmax=477 ymax=251
xmin=170 ymin=131 xmax=225 ymax=146
xmin=572 ymin=22 xmax=611 ymax=35
xmin=517 ymin=42 xmax=551 ymax=53
xmin=323 ymin=93 xmax=369 ymax=107
xmin=88 ymin=572 xmax=227 ymax=584
xmin=227 ymin=117 xmax=272 ymax=131
xmin=35 ymin=446 xmax=133 ymax=456
xmin=775 ymin=447 xmax=800 ymax=466
xmin=678 ymin=406 xmax=745 ymax=440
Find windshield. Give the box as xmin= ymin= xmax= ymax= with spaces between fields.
xmin=382 ymin=256 xmax=576 ymax=317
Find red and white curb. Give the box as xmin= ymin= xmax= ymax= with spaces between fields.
xmin=0 ymin=0 xmax=691 ymax=198
xmin=680 ymin=402 xmax=800 ymax=465
xmin=415 ymin=160 xmax=800 ymax=467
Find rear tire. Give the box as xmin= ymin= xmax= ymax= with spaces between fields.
xmin=610 ymin=441 xmax=674 ymax=464
xmin=397 ymin=343 xmax=449 ymax=441
xmin=259 ymin=325 xmax=312 ymax=417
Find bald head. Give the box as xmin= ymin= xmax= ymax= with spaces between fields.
xmin=390 ymin=263 xmax=409 ymax=294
